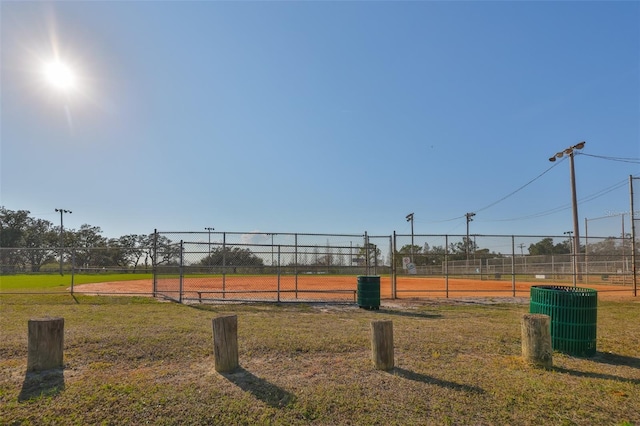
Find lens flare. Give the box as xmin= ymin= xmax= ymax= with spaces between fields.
xmin=44 ymin=60 xmax=76 ymax=91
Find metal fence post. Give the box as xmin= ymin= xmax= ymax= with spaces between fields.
xmin=511 ymin=235 xmax=516 ymax=297
xmin=295 ymin=234 xmax=299 ymax=299
xmin=391 ymin=233 xmax=397 ymax=299
xmin=630 ymin=175 xmax=637 ymax=297
xmin=364 ymin=231 xmax=369 ymax=276
xmin=152 ymin=229 xmax=158 ymax=298
xmin=179 ymin=240 xmax=184 ymax=304
xmin=71 ymin=250 xmax=75 ymax=294
xmin=222 ymin=233 xmax=226 ymax=299
xmin=277 ymin=245 xmax=281 ymax=302
xmin=585 ymin=217 xmax=590 ymax=284
xmin=445 ymin=235 xmax=449 ymax=298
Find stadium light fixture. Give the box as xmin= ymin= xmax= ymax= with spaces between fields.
xmin=55 ymin=208 xmax=72 ymax=275
xmin=549 ymin=141 xmax=586 ymax=284
xmin=563 ymin=230 xmax=573 ymax=244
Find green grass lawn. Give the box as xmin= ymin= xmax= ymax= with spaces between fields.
xmin=0 ymin=273 xmax=153 ymax=291
xmin=1 ymin=292 xmax=638 ymax=425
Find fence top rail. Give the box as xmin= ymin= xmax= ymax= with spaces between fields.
xmin=393 ymin=233 xmax=630 ymax=239
xmin=180 ymin=241 xmax=370 ymax=249
xmin=156 ymin=231 xmax=366 ymax=238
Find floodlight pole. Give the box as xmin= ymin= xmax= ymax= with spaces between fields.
xmin=569 ymin=151 xmax=581 ymax=282
xmin=465 ymin=212 xmax=475 ymax=262
xmin=55 ymin=208 xmax=72 ymax=276
xmin=549 ymin=141 xmax=585 ymax=284
xmin=406 ymin=213 xmax=414 ymax=262
xmin=564 ymin=231 xmax=573 ymax=247
xmin=205 ymin=227 xmax=214 ymax=267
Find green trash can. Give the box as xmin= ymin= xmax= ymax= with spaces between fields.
xmin=529 ymin=285 xmax=597 ymax=357
xmin=357 ymin=275 xmax=380 ymax=310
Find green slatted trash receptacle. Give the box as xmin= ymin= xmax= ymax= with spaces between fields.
xmin=357 ymin=276 xmax=380 ymax=310
xmin=529 ymin=285 xmax=598 ymax=357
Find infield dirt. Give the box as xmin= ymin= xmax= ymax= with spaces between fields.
xmin=72 ymin=275 xmax=636 ymax=301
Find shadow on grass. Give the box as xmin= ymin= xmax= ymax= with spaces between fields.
xmin=391 ymin=367 xmax=485 ymax=394
xmin=554 ymin=365 xmax=640 ymax=385
xmin=592 ymin=352 xmax=640 ymax=369
xmin=221 ymin=367 xmax=295 ymax=408
xmin=375 ymin=309 xmax=442 ymax=319
xmin=18 ymin=368 xmax=65 ymax=402
xmin=549 ymin=351 xmax=639 ymax=383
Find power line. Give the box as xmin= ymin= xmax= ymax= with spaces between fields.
xmin=578 ymin=152 xmax=640 ymax=164
xmin=486 ymin=174 xmax=639 ymax=222
xmin=475 ymin=150 xmax=638 ymax=221
xmin=587 ymin=212 xmax=626 ymax=221
xmin=473 ymin=158 xmax=564 ymax=214
xmin=418 ymin=160 xmax=566 ymax=224
xmin=577 ymin=179 xmax=629 ymax=204
xmin=415 ymin=150 xmax=637 ymax=225
xmin=424 ymin=215 xmax=465 ymax=224
xmin=491 ymin=181 xmax=626 ymax=222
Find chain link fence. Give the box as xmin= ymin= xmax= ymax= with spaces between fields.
xmin=1 ymin=229 xmax=637 ymax=299
xmin=153 ymin=231 xmax=374 ymax=303
xmin=392 ymin=233 xmax=637 ymax=297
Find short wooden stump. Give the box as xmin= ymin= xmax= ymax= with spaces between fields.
xmin=521 ymin=313 xmax=552 ymax=369
xmin=212 ymin=315 xmax=239 ymax=373
xmin=371 ymin=320 xmax=394 ymax=370
xmin=27 ymin=317 xmax=64 ymax=371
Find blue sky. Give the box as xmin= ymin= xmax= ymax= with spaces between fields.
xmin=1 ymin=1 xmax=639 ymax=240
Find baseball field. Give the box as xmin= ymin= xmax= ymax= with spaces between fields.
xmin=71 ymin=274 xmax=636 ymax=301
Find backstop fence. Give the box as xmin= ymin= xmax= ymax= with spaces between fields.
xmin=152 ymin=231 xmax=385 ymax=303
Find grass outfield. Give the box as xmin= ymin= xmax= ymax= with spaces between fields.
xmin=1 ymin=293 xmax=638 ymax=424
xmin=0 ymin=273 xmax=153 ymax=291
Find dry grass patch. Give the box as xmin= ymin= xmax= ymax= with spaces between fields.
xmin=0 ymin=295 xmax=638 ymax=425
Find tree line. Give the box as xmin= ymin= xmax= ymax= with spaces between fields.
xmin=394 ymin=237 xmax=500 ymax=268
xmin=0 ymin=207 xmax=160 ymax=273
xmin=0 ymin=207 xmax=265 ymax=273
xmin=394 ymin=234 xmax=630 ymax=268
xmin=2 ymin=207 xmax=630 ymax=274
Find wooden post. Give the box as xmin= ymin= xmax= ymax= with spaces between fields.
xmin=212 ymin=315 xmax=239 ymax=373
xmin=521 ymin=313 xmax=553 ymax=368
xmin=27 ymin=318 xmax=64 ymax=371
xmin=371 ymin=320 xmax=394 ymax=370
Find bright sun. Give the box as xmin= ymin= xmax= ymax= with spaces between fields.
xmin=44 ymin=61 xmax=77 ymax=91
